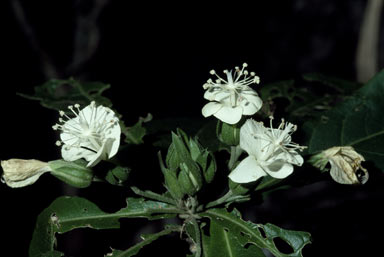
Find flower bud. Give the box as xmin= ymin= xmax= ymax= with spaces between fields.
xmin=310 ymin=146 xmax=368 ymax=185
xmin=1 ymin=159 xmax=51 ymax=188
xmin=48 ymin=159 xmax=93 ymax=188
xmin=160 ymin=129 xmax=216 ymax=200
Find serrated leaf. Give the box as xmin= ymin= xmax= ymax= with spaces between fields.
xmin=105 ymin=225 xmax=180 ymax=257
xmin=18 ymin=78 xmax=112 ymax=111
xmin=123 ymin=113 xmax=152 ymax=144
xmin=202 ymin=208 xmax=311 ymax=257
xmin=29 ymin=196 xmax=178 ymax=257
xmin=305 ymin=70 xmax=384 ymax=170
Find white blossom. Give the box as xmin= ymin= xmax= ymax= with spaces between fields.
xmin=53 ymin=101 xmax=121 ymax=167
xmin=229 ymin=118 xmax=305 ymax=183
xmin=202 ymin=63 xmax=262 ymax=124
xmin=1 ymin=159 xmax=51 ymax=188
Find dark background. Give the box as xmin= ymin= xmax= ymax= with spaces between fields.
xmin=2 ymin=0 xmax=384 ymax=256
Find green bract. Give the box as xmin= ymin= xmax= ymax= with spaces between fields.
xmin=160 ymin=129 xmax=216 ymax=199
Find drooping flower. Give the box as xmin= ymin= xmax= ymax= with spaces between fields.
xmin=228 ymin=118 xmax=305 ymax=183
xmin=310 ymin=146 xmax=368 ymax=184
xmin=1 ymin=159 xmax=51 ymax=188
xmin=52 ymin=101 xmax=121 ymax=167
xmin=202 ymin=63 xmax=263 ymax=124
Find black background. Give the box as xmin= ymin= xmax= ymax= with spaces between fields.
xmin=2 ymin=1 xmax=384 ymax=256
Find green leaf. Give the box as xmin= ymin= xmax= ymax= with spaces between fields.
xmin=202 ymin=208 xmax=311 ymax=257
xmin=202 ymin=219 xmax=265 ymax=257
xmin=305 ymin=70 xmax=384 ymax=170
xmin=29 ymin=196 xmax=179 ymax=257
xmin=18 ymin=78 xmax=112 ymax=111
xmin=105 ymin=166 xmax=130 ymax=186
xmin=123 ymin=113 xmax=152 ymax=144
xmin=302 ymin=73 xmax=362 ymax=94
xmin=106 ymin=225 xmax=180 ymax=257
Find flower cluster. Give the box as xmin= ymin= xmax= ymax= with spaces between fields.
xmin=53 ymin=101 xmax=121 ymax=167
xmin=228 ymin=118 xmax=305 ymax=183
xmin=202 ymin=64 xmax=305 ymax=183
xmin=202 ymin=63 xmax=262 ymax=124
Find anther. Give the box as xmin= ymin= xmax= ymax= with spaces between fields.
xmin=210 ymin=70 xmax=216 ymax=75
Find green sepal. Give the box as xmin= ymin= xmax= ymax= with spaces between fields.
xmin=48 ymin=159 xmax=93 ymax=188
xmin=216 ymin=120 xmax=240 ymax=146
xmin=189 ymin=137 xmax=204 ymax=161
xmin=171 ymin=132 xmax=204 ymax=188
xmin=164 ymin=169 xmax=185 ymax=200
xmin=196 ymin=151 xmax=216 ymax=184
xmin=165 ymin=143 xmax=179 ymax=171
xmin=178 ymin=168 xmax=197 ymax=196
xmin=229 ymin=179 xmax=251 ymax=196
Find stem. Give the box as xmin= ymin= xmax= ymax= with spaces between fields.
xmin=204 ymin=190 xmax=234 ymax=209
xmin=227 ymin=145 xmax=243 ymax=170
xmin=191 ymin=218 xmax=202 ymax=257
xmin=131 ymin=187 xmax=177 ymax=205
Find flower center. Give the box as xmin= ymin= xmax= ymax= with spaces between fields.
xmin=265 ymin=116 xmax=306 ymax=153
xmin=204 ymin=63 xmax=260 ymax=107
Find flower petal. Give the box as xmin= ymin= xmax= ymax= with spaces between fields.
xmin=204 ymin=88 xmax=229 ymax=101
xmin=263 ymin=159 xmax=294 ymax=179
xmin=61 ymin=145 xmax=93 ymax=162
xmin=329 ymin=159 xmax=356 ymax=184
xmin=86 ymin=138 xmax=115 ymax=167
xmin=213 ymin=105 xmax=243 ymax=124
xmin=241 ymin=94 xmax=263 ymax=115
xmin=273 ymin=150 xmax=304 ymax=166
xmin=4 ymin=171 xmax=47 ymax=188
xmin=239 ymin=119 xmax=273 ymax=159
xmin=229 ymin=156 xmax=267 ymax=183
xmin=202 ymin=102 xmax=222 ymax=117
xmin=107 ymin=125 xmax=121 ymax=159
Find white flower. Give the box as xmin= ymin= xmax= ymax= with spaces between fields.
xmin=1 ymin=159 xmax=51 ymax=188
xmin=52 ymin=101 xmax=121 ymax=167
xmin=202 ymin=63 xmax=263 ymax=124
xmin=321 ymin=146 xmax=368 ymax=184
xmin=228 ymin=118 xmax=305 ymax=183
